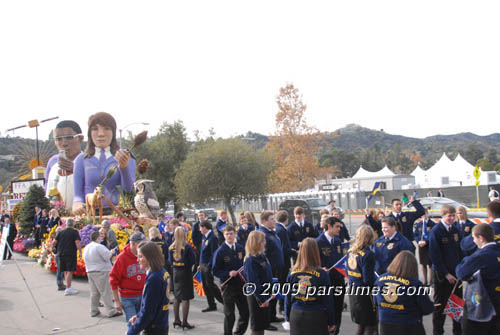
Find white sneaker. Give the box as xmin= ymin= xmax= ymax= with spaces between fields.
xmin=64 ymin=287 xmax=79 ymax=296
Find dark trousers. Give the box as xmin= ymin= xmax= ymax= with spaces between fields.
xmin=200 ymin=263 xmax=222 ymax=307
xmin=193 ymin=244 xmax=201 ymax=274
xmin=290 ymin=308 xmax=328 ymax=335
xmin=34 ymin=227 xmax=46 ymax=248
xmin=143 ymin=326 xmax=168 ymax=335
xmin=331 ymin=276 xmax=345 ymax=332
xmin=380 ymin=322 xmax=425 ymax=335
xmin=222 ymin=282 xmax=249 ymax=335
xmin=462 ymin=305 xmax=499 ymax=335
xmin=278 ymin=258 xmax=291 ymax=312
xmin=432 ymin=271 xmax=462 ymax=335
xmin=3 ymin=237 xmax=14 ymax=260
xmin=269 ymin=266 xmax=283 ymax=321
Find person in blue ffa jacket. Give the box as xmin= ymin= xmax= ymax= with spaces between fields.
xmin=346 ymin=225 xmax=378 ymax=335
xmin=373 ymin=217 xmax=415 ymax=275
xmin=461 ymin=201 xmax=500 ymax=256
xmin=275 ymin=210 xmax=294 ymax=314
xmin=198 ymin=220 xmax=223 ymax=312
xmin=191 ymin=211 xmax=205 ymax=273
xmin=314 ymin=210 xmax=330 ymax=236
xmin=364 ymin=209 xmax=383 ymax=238
xmin=288 ymin=206 xmax=316 ymax=260
xmin=332 ymin=209 xmax=351 ymax=243
xmin=32 ymin=206 xmax=46 ymax=248
xmin=413 ymin=209 xmax=436 ymax=285
xmin=428 ymin=205 xmax=463 ymax=335
xmin=212 ymin=225 xmax=249 ymax=335
xmin=168 ymin=227 xmax=195 ymax=330
xmin=243 ymin=231 xmax=274 ymax=335
xmin=216 ymin=211 xmax=230 ymax=245
xmin=2 ymin=217 xmax=17 ymax=260
xmin=236 ymin=215 xmax=255 ymax=249
xmin=456 ymin=223 xmax=500 ymax=334
xmin=316 ymin=217 xmax=345 ymax=335
xmin=285 ymin=238 xmax=335 ymax=335
xmin=149 ymin=227 xmax=170 ymax=271
xmin=127 ymin=241 xmax=170 ymax=335
xmin=388 ymin=196 xmax=425 ymax=243
xmin=375 ymin=251 xmax=434 ymax=335
xmin=455 ymin=206 xmax=475 ymax=238
xmin=258 ymin=210 xmax=285 ymax=330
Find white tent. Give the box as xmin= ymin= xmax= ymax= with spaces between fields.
xmin=352 ymin=165 xmax=395 ymax=179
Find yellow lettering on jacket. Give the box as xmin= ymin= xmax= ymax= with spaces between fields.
xmin=380 ymin=302 xmax=404 ymax=310
xmin=348 ymin=270 xmax=361 ymax=278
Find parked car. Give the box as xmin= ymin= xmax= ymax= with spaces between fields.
xmin=195 ymin=208 xmax=217 ymax=222
xmin=405 ymin=197 xmax=487 ymax=218
xmin=278 ymin=198 xmax=329 ymax=226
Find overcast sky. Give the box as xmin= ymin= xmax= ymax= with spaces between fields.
xmin=1 ymin=1 xmax=499 ymax=142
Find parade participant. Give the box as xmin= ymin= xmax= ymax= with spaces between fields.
xmin=428 ymin=205 xmax=463 ymax=335
xmin=150 ymin=227 xmax=169 ymax=270
xmin=237 ymin=215 xmax=255 ymax=249
xmin=212 ymin=225 xmax=249 ymax=335
xmin=34 ymin=208 xmax=49 ymax=248
xmin=288 ymin=206 xmax=316 ymax=258
xmin=455 ymin=206 xmax=475 ymax=238
xmin=48 ymin=208 xmax=61 ymax=229
xmin=364 ymin=209 xmax=382 ymax=238
xmin=168 ymin=226 xmax=195 ymax=330
xmin=164 ymin=219 xmax=180 ymax=248
xmin=52 ymin=218 xmax=82 ymax=296
xmin=198 ymin=220 xmax=223 ymax=312
xmin=127 ymin=241 xmax=170 ymax=335
xmin=388 ymin=196 xmax=425 ymax=243
xmin=191 ymin=211 xmax=205 ymax=272
xmin=413 ymin=209 xmax=435 ymax=285
xmin=244 ymin=211 xmax=258 ymax=229
xmin=258 ymin=210 xmax=285 ymax=329
xmin=461 ymin=200 xmax=500 ymax=255
xmin=216 ymin=210 xmax=230 ymax=245
xmin=346 ymin=225 xmax=377 ymax=335
xmin=456 ymin=224 xmax=500 ymax=334
xmin=316 ymin=216 xmax=344 ymax=335
xmin=101 ymin=220 xmax=118 ymax=249
xmin=373 ymin=217 xmax=415 ymax=275
xmin=332 ymin=209 xmax=350 ymax=243
xmin=2 ymin=217 xmax=17 ymax=260
xmin=315 ymin=212 xmax=330 ymax=236
xmin=243 ymin=231 xmax=273 ymax=335
xmin=285 ymin=238 xmax=335 ymax=335
xmin=375 ymin=251 xmax=433 ymax=335
xmin=83 ymin=231 xmax=122 ymax=318
xmin=99 ymin=228 xmax=111 ymax=249
xmin=45 ymin=120 xmax=84 ymax=210
xmin=275 ymin=210 xmax=293 ymax=314
xmin=73 ymin=112 xmax=136 ymax=215
xmin=109 ymin=232 xmax=147 ymax=331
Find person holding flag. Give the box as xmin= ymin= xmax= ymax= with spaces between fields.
xmin=456 ymin=223 xmax=500 ymax=333
xmin=288 ymin=206 xmax=317 ymax=261
xmin=365 ymin=181 xmax=381 ymax=207
xmin=387 ymin=196 xmax=425 ymax=243
xmin=243 ymin=230 xmax=274 ymax=335
xmin=429 ymin=204 xmax=463 ymax=335
xmin=316 ymin=216 xmax=345 ymax=334
xmin=346 ymin=225 xmax=378 ymax=335
xmin=375 ymin=251 xmax=434 ymax=334
xmin=168 ymin=227 xmax=195 ymax=330
xmin=284 ymin=238 xmax=335 ymax=335
xmin=413 ymin=209 xmax=435 ymax=285
xmin=212 ymin=225 xmax=249 ymax=335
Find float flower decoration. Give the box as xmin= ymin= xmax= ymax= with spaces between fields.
xmin=108 ymin=217 xmax=130 ymax=229
xmin=112 ymin=228 xmax=130 ymax=251
xmin=14 ymin=238 xmax=27 ymax=252
xmin=79 ymin=225 xmax=98 ymax=248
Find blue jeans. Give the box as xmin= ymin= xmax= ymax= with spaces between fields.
xmin=55 ymin=255 xmax=64 ymax=285
xmin=120 ymin=295 xmax=142 ymax=330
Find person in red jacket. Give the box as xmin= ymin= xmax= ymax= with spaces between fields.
xmin=109 ymin=232 xmax=147 ymax=331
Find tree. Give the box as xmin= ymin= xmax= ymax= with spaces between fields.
xmin=265 ymin=84 xmax=323 ymax=192
xmin=463 ymin=144 xmax=483 ymax=165
xmin=477 ymin=158 xmax=494 ymax=171
xmin=174 ymin=138 xmax=272 ymax=223
xmin=318 ymin=149 xmax=360 ymax=178
xmin=134 ymin=121 xmax=190 ymax=210
xmin=18 ymin=184 xmax=50 ymax=236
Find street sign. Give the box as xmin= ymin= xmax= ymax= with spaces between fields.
xmin=475 ymin=181 xmax=480 ymax=187
xmin=473 ymin=166 xmax=481 ymax=180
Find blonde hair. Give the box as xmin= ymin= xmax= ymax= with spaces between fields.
xmin=149 ymin=227 xmax=162 ymax=240
xmin=245 ymin=231 xmax=265 ymax=258
xmin=351 ymin=225 xmax=376 ymax=254
xmin=169 ymin=226 xmax=186 ymax=260
xmin=49 ymin=208 xmax=59 ymax=217
xmin=456 ymin=206 xmax=468 ymax=220
xmin=292 ymin=238 xmax=321 ymax=272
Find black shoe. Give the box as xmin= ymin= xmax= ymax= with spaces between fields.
xmin=201 ymin=306 xmax=217 ymax=312
xmin=173 ymin=321 xmax=182 ymax=329
xmin=266 ymin=325 xmax=278 ymax=331
xmin=182 ymin=322 xmax=195 ymax=330
xmin=58 ymin=284 xmax=66 ymax=291
xmin=270 ymin=317 xmax=284 ymax=323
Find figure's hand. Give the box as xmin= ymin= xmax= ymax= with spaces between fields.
xmin=73 ymin=202 xmax=85 ymax=215
xmin=128 ymin=315 xmax=137 ymax=324
xmin=260 ymin=301 xmax=269 ymax=308
xmin=409 ymin=195 xmax=415 ymax=203
xmin=229 ymin=271 xmax=238 ymax=277
xmin=445 ymin=273 xmax=457 ymax=284
xmin=114 ymin=301 xmax=123 ymax=313
xmin=115 ymin=149 xmax=131 ymax=169
xmin=418 ymin=241 xmax=427 ymax=247
xmin=58 ymin=156 xmax=74 ymax=173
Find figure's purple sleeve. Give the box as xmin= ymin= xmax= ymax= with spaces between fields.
xmin=44 ymin=154 xmax=59 ymax=190
xmin=119 ymin=158 xmax=136 ymax=192
xmin=73 ymin=153 xmax=86 ymax=204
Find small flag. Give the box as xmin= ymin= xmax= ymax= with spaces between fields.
xmin=158 ymin=220 xmax=166 ymax=234
xmin=464 ymin=271 xmax=497 ymax=322
xmin=217 ymin=223 xmax=227 ymax=232
xmin=444 ymin=293 xmax=465 ymax=322
xmin=193 ymin=271 xmax=206 ymax=297
xmin=329 ymin=255 xmax=348 ymax=278
xmin=366 ymin=182 xmax=381 ymax=203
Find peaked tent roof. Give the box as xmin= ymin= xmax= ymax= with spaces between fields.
xmin=352 ymin=165 xmax=396 ymax=179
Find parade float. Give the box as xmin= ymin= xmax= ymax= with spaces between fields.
xmin=9 ymin=112 xmax=194 ymax=277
